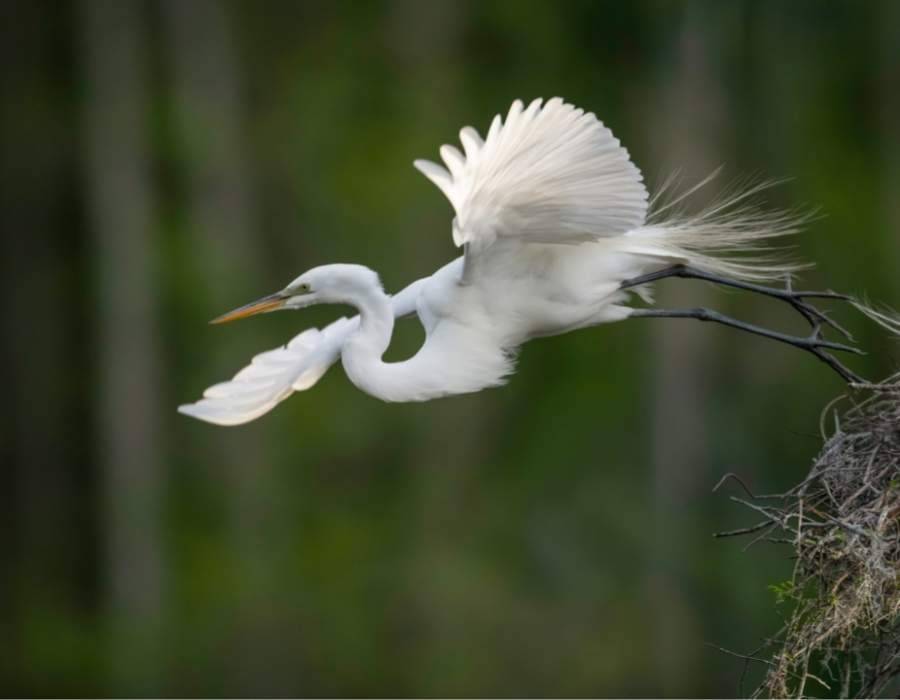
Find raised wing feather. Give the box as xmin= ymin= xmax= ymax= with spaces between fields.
xmin=414 ymin=97 xmax=648 ymax=250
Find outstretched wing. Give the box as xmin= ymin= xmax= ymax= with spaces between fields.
xmin=413 ymin=97 xmax=648 ymax=253
xmin=178 ymin=316 xmax=357 ymax=426
xmin=179 ymin=277 xmax=430 ymax=426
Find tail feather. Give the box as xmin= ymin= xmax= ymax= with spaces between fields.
xmin=625 ymin=174 xmax=813 ymax=283
xmin=852 ymin=299 xmax=900 ymax=338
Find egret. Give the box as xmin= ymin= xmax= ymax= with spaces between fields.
xmin=180 ymin=97 xmax=866 ymax=426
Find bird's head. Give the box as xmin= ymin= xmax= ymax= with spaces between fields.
xmin=210 ymin=264 xmax=383 ymax=324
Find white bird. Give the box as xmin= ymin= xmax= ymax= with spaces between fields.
xmin=180 ymin=97 xmax=860 ymax=426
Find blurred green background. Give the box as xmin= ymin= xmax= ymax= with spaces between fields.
xmin=2 ymin=0 xmax=899 ymax=696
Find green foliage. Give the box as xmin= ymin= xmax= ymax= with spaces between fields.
xmin=769 ymin=579 xmax=797 ymax=605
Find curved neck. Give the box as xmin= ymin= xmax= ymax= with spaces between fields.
xmin=352 ymin=286 xmax=394 ymax=355
xmin=340 ymin=285 xmax=397 ymax=398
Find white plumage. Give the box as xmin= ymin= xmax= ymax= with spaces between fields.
xmin=180 ymin=97 xmax=802 ymax=425
xmin=181 ymin=318 xmax=355 ymax=426
xmin=414 ymin=97 xmax=648 ymax=248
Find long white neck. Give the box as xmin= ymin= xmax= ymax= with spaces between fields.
xmin=339 ymin=285 xmax=401 ymax=400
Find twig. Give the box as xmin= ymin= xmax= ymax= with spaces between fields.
xmin=713 ymin=521 xmax=772 ymax=539
xmin=712 ymin=472 xmax=758 ymax=498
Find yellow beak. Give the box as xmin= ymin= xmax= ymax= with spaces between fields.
xmin=209 ymin=292 xmax=288 ymax=324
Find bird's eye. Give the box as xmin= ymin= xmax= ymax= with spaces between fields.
xmin=290 ymin=282 xmax=311 ymax=294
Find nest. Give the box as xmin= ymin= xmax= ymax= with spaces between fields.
xmin=719 ymin=373 xmax=900 ymax=698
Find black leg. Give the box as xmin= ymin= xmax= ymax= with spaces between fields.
xmin=622 ymin=265 xmax=866 ymax=384
xmin=621 ymin=264 xmax=854 ymax=340
xmin=630 ymin=307 xmax=864 ymax=384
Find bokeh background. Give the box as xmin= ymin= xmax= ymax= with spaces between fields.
xmin=2 ymin=0 xmax=899 ymax=696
